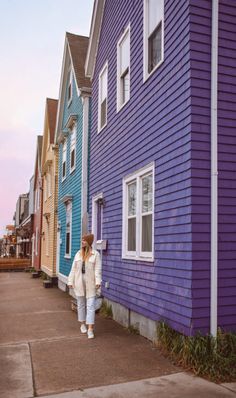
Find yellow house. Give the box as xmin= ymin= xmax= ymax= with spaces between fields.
xmin=41 ymin=98 xmax=58 ymax=280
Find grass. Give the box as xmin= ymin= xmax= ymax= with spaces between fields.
xmin=126 ymin=324 xmax=140 ymax=335
xmin=156 ymin=321 xmax=236 ymax=382
xmin=40 ymin=271 xmax=48 ymax=280
xmin=99 ymin=301 xmax=113 ymax=318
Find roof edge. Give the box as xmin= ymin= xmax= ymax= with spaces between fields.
xmin=85 ymin=0 xmax=105 ymax=79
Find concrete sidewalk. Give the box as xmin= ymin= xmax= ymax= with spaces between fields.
xmin=0 ymin=272 xmax=235 ymax=398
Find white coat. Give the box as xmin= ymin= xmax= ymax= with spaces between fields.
xmin=67 ymin=249 xmax=102 ymax=298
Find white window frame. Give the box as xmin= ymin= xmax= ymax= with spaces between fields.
xmin=47 ymin=167 xmax=52 ymax=198
xmin=117 ymin=24 xmax=131 ymax=112
xmin=67 ymin=67 xmax=73 ymax=105
xmin=122 ymin=163 xmax=154 ymax=262
xmin=35 ymin=227 xmax=38 ymax=256
xmin=62 ymin=140 xmax=67 ymax=181
xmin=70 ymin=123 xmax=76 ymax=174
xmin=46 ymin=221 xmax=49 ymax=257
xmin=65 ymin=201 xmax=72 ymax=258
xmin=34 ymin=188 xmax=38 ymax=212
xmin=143 ymin=0 xmax=164 ymax=82
xmin=92 ymin=192 xmax=103 ymax=249
xmin=44 ymin=176 xmax=47 ymax=202
xmin=98 ymin=61 xmax=108 ymax=133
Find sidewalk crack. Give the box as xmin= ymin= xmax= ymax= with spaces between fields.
xmin=28 ymin=342 xmax=37 ymax=397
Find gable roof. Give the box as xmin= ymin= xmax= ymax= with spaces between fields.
xmin=85 ymin=0 xmax=105 ymax=79
xmin=33 ymin=135 xmax=43 ymax=190
xmin=46 ymin=98 xmax=58 ymax=143
xmin=54 ymin=33 xmax=91 ymax=144
xmin=66 ymin=32 xmax=91 ymax=89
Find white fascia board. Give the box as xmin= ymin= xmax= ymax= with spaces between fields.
xmin=54 ymin=37 xmax=73 ymax=145
xmin=67 ymin=44 xmax=81 ymax=98
xmin=85 ymin=0 xmax=105 ymax=79
xmin=54 ymin=36 xmax=68 ymax=145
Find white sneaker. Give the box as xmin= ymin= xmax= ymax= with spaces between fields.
xmin=88 ymin=329 xmax=94 ymax=339
xmin=80 ymin=324 xmax=87 ymax=334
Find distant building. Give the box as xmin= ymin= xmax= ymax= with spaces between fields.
xmin=40 ymin=98 xmax=58 ymax=280
xmin=32 ymin=135 xmax=43 ymax=271
xmin=15 ymin=177 xmax=34 ymax=258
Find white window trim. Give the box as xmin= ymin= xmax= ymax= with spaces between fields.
xmin=98 ymin=61 xmax=108 ymax=133
xmin=117 ymin=24 xmax=131 ymax=112
xmin=46 ymin=221 xmax=49 ymax=257
xmin=44 ymin=176 xmax=47 ymax=202
xmin=122 ymin=163 xmax=154 ymax=262
xmin=70 ymin=123 xmax=76 ymax=174
xmin=35 ymin=227 xmax=38 ymax=256
xmin=67 ymin=67 xmax=73 ymax=106
xmin=62 ymin=140 xmax=67 ymax=182
xmin=143 ymin=0 xmax=164 ymax=82
xmin=92 ymin=192 xmax=103 ymax=249
xmin=47 ymin=167 xmax=52 ymax=198
xmin=64 ymin=201 xmax=72 ymax=259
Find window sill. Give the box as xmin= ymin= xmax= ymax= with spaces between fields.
xmin=143 ymin=58 xmax=164 ymax=83
xmin=67 ymin=98 xmax=72 ymax=108
xmin=62 ymin=177 xmax=66 ymax=182
xmin=64 ymin=255 xmax=71 ymax=259
xmin=70 ymin=167 xmax=76 ymax=175
xmin=117 ymin=97 xmax=130 ymax=113
xmin=122 ymin=254 xmax=154 ymax=263
xmin=97 ymin=122 xmax=107 ymax=134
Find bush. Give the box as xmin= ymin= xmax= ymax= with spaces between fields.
xmin=156 ymin=321 xmax=236 ymax=382
xmin=100 ymin=301 xmax=113 ymax=318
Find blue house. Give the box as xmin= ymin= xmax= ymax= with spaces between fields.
xmin=55 ymin=32 xmax=91 ymax=292
xmin=85 ymin=0 xmax=236 ymax=340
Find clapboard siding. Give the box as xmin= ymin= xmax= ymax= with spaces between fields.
xmin=58 ymin=73 xmax=83 ymax=277
xmin=89 ymin=0 xmax=194 ymax=335
xmin=217 ymin=0 xmax=236 ymax=332
xmin=189 ymin=0 xmax=211 ymax=334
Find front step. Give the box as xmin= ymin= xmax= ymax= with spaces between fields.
xmin=32 ymin=271 xmax=41 ymax=278
xmin=43 ymin=280 xmax=53 ymax=288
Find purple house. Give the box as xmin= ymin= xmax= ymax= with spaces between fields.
xmin=85 ymin=0 xmax=236 ymax=340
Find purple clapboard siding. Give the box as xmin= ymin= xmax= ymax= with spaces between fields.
xmin=217 ymin=0 xmax=236 ymax=332
xmin=89 ymin=0 xmax=193 ymax=336
xmin=88 ymin=0 xmax=236 ymax=336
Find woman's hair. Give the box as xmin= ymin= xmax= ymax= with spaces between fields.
xmin=81 ymin=242 xmax=92 ymax=261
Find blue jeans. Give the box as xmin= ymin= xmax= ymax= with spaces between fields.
xmin=77 ymin=296 xmax=96 ymax=325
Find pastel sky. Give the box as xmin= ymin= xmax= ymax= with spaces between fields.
xmin=0 ymin=0 xmax=94 ymax=237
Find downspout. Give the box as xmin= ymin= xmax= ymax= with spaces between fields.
xmin=210 ymin=0 xmax=219 ymax=337
xmin=81 ymin=94 xmax=90 ymax=236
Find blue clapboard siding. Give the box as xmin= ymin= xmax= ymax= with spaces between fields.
xmin=58 ymin=72 xmax=83 ymax=277
xmin=89 ymin=0 xmax=194 ymax=335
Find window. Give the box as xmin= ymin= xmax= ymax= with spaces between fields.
xmin=98 ymin=63 xmax=108 ymax=131
xmin=123 ymin=164 xmax=154 ymax=261
xmin=68 ymin=68 xmax=72 ymax=104
xmin=144 ymin=0 xmax=164 ymax=80
xmin=70 ymin=124 xmax=76 ymax=172
xmin=62 ymin=140 xmax=67 ymax=181
xmin=46 ymin=221 xmax=49 ymax=256
xmin=44 ymin=176 xmax=47 ymax=202
xmin=117 ymin=25 xmax=130 ymax=110
xmin=35 ymin=227 xmax=38 ymax=256
xmin=65 ymin=201 xmax=72 ymax=257
xmin=35 ymin=188 xmax=38 ymax=212
xmin=47 ymin=167 xmax=51 ymax=198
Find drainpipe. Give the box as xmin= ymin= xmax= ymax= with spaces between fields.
xmin=81 ymin=93 xmax=90 ymax=235
xmin=210 ymin=0 xmax=219 ymax=337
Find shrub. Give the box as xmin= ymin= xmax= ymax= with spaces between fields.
xmin=156 ymin=321 xmax=236 ymax=382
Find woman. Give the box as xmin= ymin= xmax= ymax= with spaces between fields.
xmin=68 ymin=234 xmax=101 ymax=339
